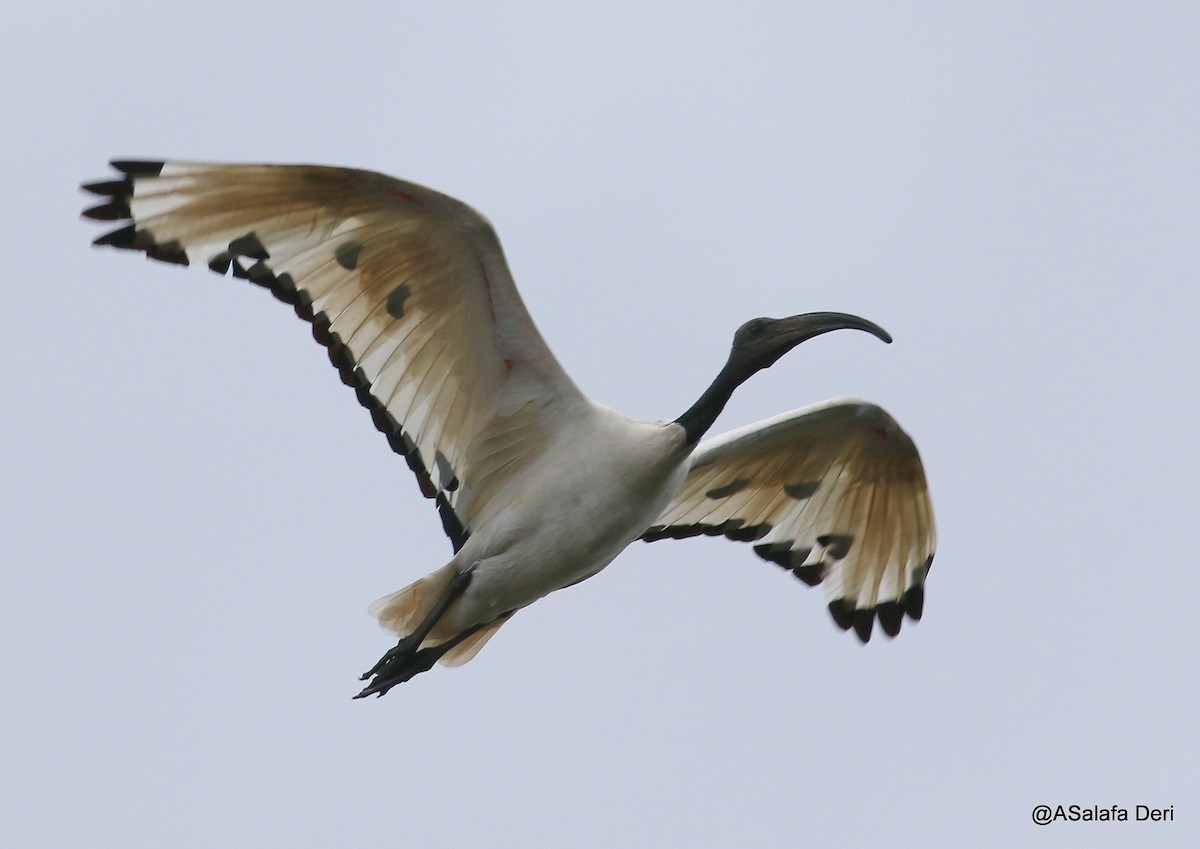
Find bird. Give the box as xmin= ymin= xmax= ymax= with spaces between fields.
xmin=82 ymin=160 xmax=936 ymax=698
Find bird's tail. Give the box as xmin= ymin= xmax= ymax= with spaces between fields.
xmin=368 ymin=565 xmax=507 ymax=667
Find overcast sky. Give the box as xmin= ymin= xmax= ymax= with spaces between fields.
xmin=3 ymin=2 xmax=1198 ymax=847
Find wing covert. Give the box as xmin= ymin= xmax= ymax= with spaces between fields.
xmin=643 ymin=398 xmax=936 ymax=641
xmin=83 ymin=160 xmax=587 ymax=550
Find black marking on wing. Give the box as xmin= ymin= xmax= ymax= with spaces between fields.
xmin=81 ymin=179 xmax=129 ymax=196
xmin=784 ymin=481 xmax=819 ymax=500
xmin=722 ymin=521 xmax=771 ymax=542
xmin=852 ymin=609 xmax=874 ymax=642
xmin=435 ymin=450 xmax=459 ymax=491
xmin=93 ymin=223 xmax=140 ymax=249
xmin=111 ymin=160 xmax=165 ymax=177
xmin=824 ymin=553 xmax=934 ymax=643
xmin=876 ymin=602 xmax=903 ymax=637
xmin=753 ymin=541 xmax=803 ymax=568
xmin=904 ymin=582 xmax=926 ymax=620
xmin=82 ymin=195 xmax=132 ymax=221
xmin=436 ymin=493 xmax=468 ymax=551
xmin=790 ymin=562 xmax=824 ymax=587
xmin=816 ymin=533 xmax=853 ymax=560
xmin=705 ymin=479 xmax=749 ymax=498
xmin=336 ymin=241 xmax=361 ymax=270
xmin=642 ymin=519 xmax=770 ymax=544
xmin=827 ymin=598 xmax=854 ymax=631
xmin=385 ymin=283 xmax=411 ymax=319
xmin=753 ymin=541 xmax=824 ymax=584
xmin=83 ymin=164 xmax=471 ymax=554
xmin=229 ymin=232 xmax=269 ymax=259
xmin=147 ymin=240 xmax=188 ymax=266
xmin=646 ymin=519 xmax=928 ymax=644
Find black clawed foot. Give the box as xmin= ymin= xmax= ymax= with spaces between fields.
xmin=359 ymin=637 xmax=416 ymax=681
xmin=354 ymin=643 xmax=442 ymax=699
xmin=352 ymin=620 xmax=493 ymax=699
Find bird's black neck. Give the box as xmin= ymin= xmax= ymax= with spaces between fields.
xmin=674 ymin=359 xmax=751 ymax=447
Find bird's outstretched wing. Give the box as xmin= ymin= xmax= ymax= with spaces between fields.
xmin=643 ymin=398 xmax=935 ymax=641
xmin=83 ymin=160 xmax=587 ymax=550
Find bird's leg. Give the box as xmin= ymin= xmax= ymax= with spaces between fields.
xmin=358 ymin=564 xmax=476 ymax=678
xmin=354 ymin=563 xmax=477 ymax=698
xmin=353 ymin=623 xmax=489 ymax=699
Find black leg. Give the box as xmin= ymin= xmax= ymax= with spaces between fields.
xmin=353 ymin=564 xmax=478 ymax=698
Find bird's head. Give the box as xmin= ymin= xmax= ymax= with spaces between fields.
xmin=729 ymin=312 xmax=893 ymax=375
xmin=674 ymin=311 xmax=894 ymax=446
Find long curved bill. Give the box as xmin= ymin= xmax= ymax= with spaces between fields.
xmin=772 ymin=311 xmax=893 ymax=346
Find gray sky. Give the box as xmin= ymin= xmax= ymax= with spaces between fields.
xmin=3 ymin=2 xmax=1197 ymax=847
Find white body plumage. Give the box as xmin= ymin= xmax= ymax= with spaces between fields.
xmin=436 ymin=407 xmax=689 ymax=638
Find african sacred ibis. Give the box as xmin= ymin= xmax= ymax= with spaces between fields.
xmin=82 ymin=160 xmax=936 ymax=698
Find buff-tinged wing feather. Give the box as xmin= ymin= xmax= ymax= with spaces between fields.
xmin=644 ymin=398 xmax=936 ymax=641
xmin=84 ymin=161 xmax=588 ymax=551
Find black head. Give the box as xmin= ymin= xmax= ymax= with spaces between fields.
xmin=729 ymin=312 xmax=892 ymax=374
xmin=674 ymin=310 xmax=894 ymax=447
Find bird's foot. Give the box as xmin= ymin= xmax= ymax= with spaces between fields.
xmin=354 ymin=640 xmax=441 ymax=699
xmin=359 ymin=636 xmax=418 ymax=681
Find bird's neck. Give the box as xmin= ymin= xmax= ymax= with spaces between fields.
xmin=674 ymin=359 xmax=752 ymax=447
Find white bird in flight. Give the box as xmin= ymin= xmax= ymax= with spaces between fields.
xmin=82 ymin=160 xmax=936 ymax=698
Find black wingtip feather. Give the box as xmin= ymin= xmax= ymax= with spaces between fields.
xmin=81 ymin=179 xmax=129 ymax=197
xmin=354 ymin=377 xmax=379 ymax=411
xmin=327 ymin=341 xmax=355 ymax=371
xmin=146 ymin=240 xmax=189 ymax=266
xmin=724 ymin=522 xmax=770 ymax=542
xmin=82 ymin=201 xmax=132 ymax=221
xmin=246 ymin=260 xmax=274 ymax=285
xmin=828 ymin=599 xmax=854 ymax=631
xmin=852 ymin=609 xmax=874 ymax=643
xmin=436 ymin=494 xmax=469 ymax=553
xmin=751 ymin=541 xmax=791 ymax=568
xmin=877 ymin=602 xmax=903 ymax=637
xmin=902 ymin=585 xmax=925 ymax=621
xmin=371 ymin=407 xmax=400 ymax=437
xmin=92 ymin=224 xmax=139 ymax=249
xmin=791 ymin=563 xmax=823 ymax=586
xmin=384 ymin=430 xmax=409 ymax=455
xmin=229 ymin=232 xmax=270 ymax=260
xmin=292 ymin=287 xmax=314 ymax=321
xmin=110 ymin=159 xmax=164 ymax=177
xmin=311 ymin=314 xmax=333 ymax=346
xmin=641 ymin=524 xmax=705 ymax=541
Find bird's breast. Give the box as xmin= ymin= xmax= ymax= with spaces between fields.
xmin=448 ymin=413 xmax=689 ymax=624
